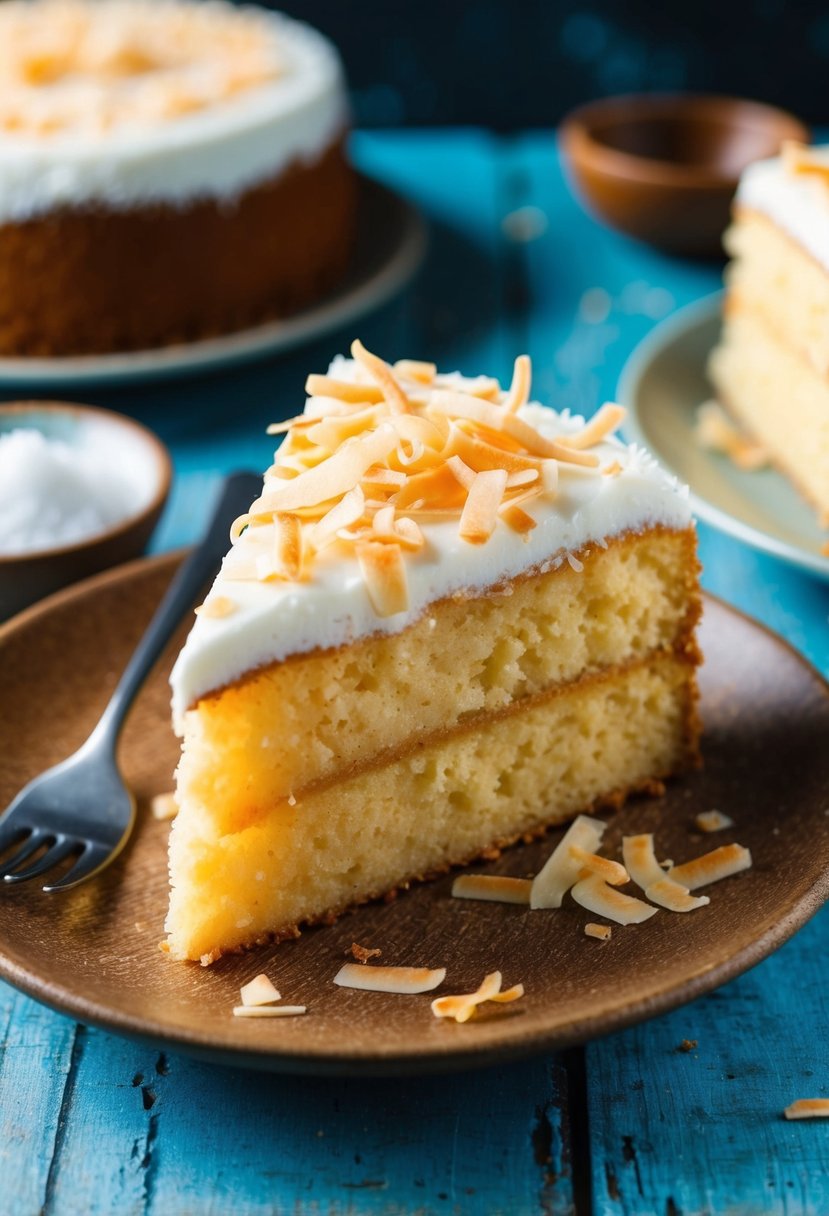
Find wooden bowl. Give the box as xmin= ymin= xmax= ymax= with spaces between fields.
xmin=560 ymin=94 xmax=809 ymax=257
xmin=0 ymin=402 xmax=172 ymax=619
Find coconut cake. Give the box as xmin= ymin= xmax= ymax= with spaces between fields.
xmin=166 ymin=343 xmax=701 ymax=964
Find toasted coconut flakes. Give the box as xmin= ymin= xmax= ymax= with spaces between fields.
xmin=784 ymin=1099 xmax=829 ymax=1120
xmin=195 ymin=595 xmax=238 ymax=619
xmin=541 ymin=461 xmax=559 ymax=497
xmin=451 ymin=875 xmax=533 ymax=904
xmin=274 ymin=513 xmax=303 ymax=579
xmin=305 ymin=374 xmax=384 ymax=403
xmin=507 ymin=468 xmax=539 ymax=488
xmin=233 ymin=1005 xmax=307 ymax=1018
xmin=252 ymin=426 xmax=398 ymax=515
xmin=333 ymin=963 xmax=446 ymax=994
xmin=245 ymin=346 xmax=632 ymax=612
xmin=267 ymin=413 xmax=317 ymax=434
xmin=305 ymin=406 xmax=384 ymax=450
xmin=695 ymin=810 xmax=734 ymax=833
xmin=570 ymin=874 xmax=658 ymax=925
xmin=150 ymin=792 xmax=178 ymax=822
xmin=502 ymin=354 xmax=532 ymax=414
xmin=352 ymin=339 xmax=410 ymax=414
xmin=560 ymin=403 xmax=626 ymax=450
xmin=500 ymin=503 xmax=537 ymax=534
xmin=622 ymin=834 xmax=667 ymax=891
xmin=570 ymin=846 xmax=629 ymax=886
xmin=349 ymin=943 xmax=382 ymax=963
xmin=310 ymin=485 xmax=366 ymax=549
xmin=357 ymin=541 xmax=409 ymax=616
xmin=459 ymin=469 xmax=509 ymax=543
xmin=530 ymin=815 xmax=608 ymax=909
xmin=361 ymin=465 xmax=406 ymax=489
xmin=394 ymin=358 xmax=437 ymax=383
xmin=669 ymin=844 xmax=752 ymax=891
xmin=694 ymin=400 xmax=769 ymax=471
xmin=584 ymin=922 xmax=612 ymax=941
xmin=240 ymin=973 xmax=281 ymax=1007
xmin=645 ymin=878 xmax=710 ymax=913
xmin=446 ymin=454 xmax=476 ymax=490
xmin=431 ymin=971 xmax=524 ymax=1023
xmin=603 ymin=460 xmax=623 ymax=476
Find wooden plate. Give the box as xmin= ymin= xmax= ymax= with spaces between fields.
xmin=1 ymin=554 xmax=828 ymax=1076
xmin=619 ymin=292 xmax=829 ymax=582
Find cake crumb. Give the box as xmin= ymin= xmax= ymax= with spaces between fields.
xmin=677 ymin=1038 xmax=698 ymax=1053
xmin=349 ymin=942 xmax=382 ymax=964
xmin=150 ymin=792 xmax=178 ymax=821
xmin=695 ymin=810 xmax=734 ymax=833
xmin=584 ymin=922 xmax=612 ymax=941
xmin=784 ymin=1098 xmax=829 ymax=1120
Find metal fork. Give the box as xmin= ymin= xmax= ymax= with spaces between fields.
xmin=0 ymin=471 xmax=260 ymax=891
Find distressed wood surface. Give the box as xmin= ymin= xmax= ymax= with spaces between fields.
xmin=1 ymin=130 xmax=828 ymax=1214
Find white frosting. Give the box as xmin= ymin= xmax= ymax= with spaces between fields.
xmin=170 ymin=366 xmax=692 ymax=724
xmin=737 ymin=147 xmax=829 ymax=270
xmin=0 ymin=2 xmax=347 ymax=220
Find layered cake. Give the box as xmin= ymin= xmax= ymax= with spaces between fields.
xmin=710 ymin=141 xmax=829 ymax=524
xmin=0 ymin=0 xmax=354 ymax=355
xmin=166 ymin=344 xmax=701 ymax=963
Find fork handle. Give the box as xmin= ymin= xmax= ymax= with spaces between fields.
xmin=88 ymin=471 xmax=262 ymax=749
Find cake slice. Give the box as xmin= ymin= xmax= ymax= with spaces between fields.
xmin=166 ymin=343 xmax=701 ymax=963
xmin=709 ymin=141 xmax=829 ymax=525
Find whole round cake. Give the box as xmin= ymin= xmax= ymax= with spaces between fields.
xmin=0 ymin=0 xmax=356 ymax=355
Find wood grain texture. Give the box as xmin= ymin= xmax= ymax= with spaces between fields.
xmin=588 ymin=907 xmax=829 ymax=1216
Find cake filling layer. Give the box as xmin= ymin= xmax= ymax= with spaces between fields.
xmin=710 ymin=305 xmax=829 ymax=520
xmin=177 ymin=527 xmax=699 ymax=822
xmin=724 ymin=208 xmax=829 ymax=378
xmin=0 ymin=0 xmax=346 ymax=219
xmin=165 ymin=652 xmax=698 ymax=962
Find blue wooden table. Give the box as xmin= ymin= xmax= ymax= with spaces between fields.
xmin=3 ymin=130 xmax=829 ymax=1215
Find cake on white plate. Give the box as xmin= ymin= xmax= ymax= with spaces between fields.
xmin=709 ymin=141 xmax=829 ymax=529
xmin=164 ymin=343 xmax=701 ymax=964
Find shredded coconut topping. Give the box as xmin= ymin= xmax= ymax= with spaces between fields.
xmin=784 ymin=1098 xmax=829 ymax=1120
xmin=451 ymin=875 xmax=533 ymax=905
xmin=431 ymin=971 xmax=524 ymax=1023
xmin=0 ymin=0 xmax=283 ymax=138
xmin=333 ymin=963 xmax=446 ymax=994
xmin=233 ymin=343 xmax=627 ymax=618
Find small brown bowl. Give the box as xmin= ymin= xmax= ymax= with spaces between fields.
xmin=0 ymin=402 xmax=172 ymax=619
xmin=560 ymin=93 xmax=809 ymax=257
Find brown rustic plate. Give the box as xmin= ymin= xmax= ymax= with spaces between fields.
xmin=0 ymin=554 xmax=828 ymax=1076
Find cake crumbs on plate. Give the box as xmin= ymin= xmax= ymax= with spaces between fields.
xmin=150 ymin=792 xmax=178 ymax=821
xmin=695 ymin=810 xmax=734 ymax=833
xmin=584 ymin=922 xmax=612 ymax=941
xmin=677 ymin=1038 xmax=698 ymax=1053
xmin=348 ymin=942 xmax=382 ymax=963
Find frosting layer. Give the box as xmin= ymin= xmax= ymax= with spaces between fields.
xmin=170 ymin=363 xmax=692 ymax=724
xmin=737 ymin=146 xmax=829 ymax=271
xmin=0 ymin=0 xmax=346 ymax=220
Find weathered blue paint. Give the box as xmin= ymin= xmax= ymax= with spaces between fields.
xmin=1 ymin=131 xmax=827 ymax=1215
